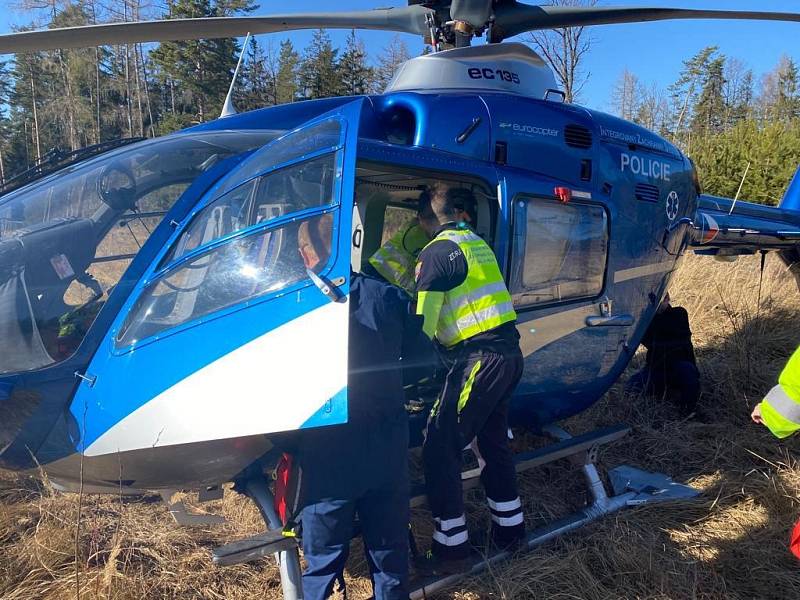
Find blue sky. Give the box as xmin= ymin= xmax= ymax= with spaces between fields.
xmin=1 ymin=0 xmax=799 ymax=113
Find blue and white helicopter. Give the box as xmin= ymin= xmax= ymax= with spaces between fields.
xmin=2 ymin=2 xmax=800 ymax=597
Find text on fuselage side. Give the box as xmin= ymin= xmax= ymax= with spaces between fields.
xmin=621 ymin=152 xmax=671 ymax=182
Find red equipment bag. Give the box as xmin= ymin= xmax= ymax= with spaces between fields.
xmin=273 ymin=453 xmax=301 ymax=526
xmin=790 ymin=518 xmax=800 ymax=559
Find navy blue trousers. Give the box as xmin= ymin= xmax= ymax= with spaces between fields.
xmin=299 ymin=422 xmax=409 ymax=600
xmin=423 ymin=345 xmax=525 ymax=558
xmin=628 ymin=360 xmax=700 ymax=414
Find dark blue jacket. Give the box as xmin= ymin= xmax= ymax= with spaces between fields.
xmin=299 ymin=273 xmax=429 ymax=500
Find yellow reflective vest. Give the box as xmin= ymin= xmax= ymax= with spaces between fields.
xmin=416 ymin=227 xmax=516 ymax=348
xmin=759 ymin=346 xmax=800 ymax=439
xmin=368 ymin=223 xmax=430 ymax=295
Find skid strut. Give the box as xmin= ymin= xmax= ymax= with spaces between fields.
xmin=243 ymin=477 xmax=304 ymax=600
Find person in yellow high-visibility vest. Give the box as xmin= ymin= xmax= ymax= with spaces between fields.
xmin=751 ymin=345 xmax=800 ymax=559
xmin=752 ymin=346 xmax=800 ymax=438
xmin=367 ymin=207 xmax=431 ymax=296
xmin=413 ymin=185 xmax=524 ymax=573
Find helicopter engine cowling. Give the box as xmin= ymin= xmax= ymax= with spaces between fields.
xmin=384 ymin=43 xmax=559 ymax=99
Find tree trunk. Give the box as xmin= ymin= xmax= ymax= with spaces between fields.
xmin=123 ymin=44 xmax=134 ymax=137
xmin=133 ymin=45 xmax=145 ymax=136
xmin=91 ymin=0 xmax=102 ymax=144
xmin=29 ymin=66 xmax=42 ymax=162
xmin=137 ymin=44 xmax=156 ymax=136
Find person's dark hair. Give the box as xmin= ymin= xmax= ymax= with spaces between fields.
xmin=447 ymin=187 xmax=477 ymax=223
xmin=418 ymin=184 xmax=476 ymax=224
xmin=416 ymin=188 xmax=432 ymax=215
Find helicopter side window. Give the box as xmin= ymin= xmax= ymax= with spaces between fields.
xmin=163 ymin=151 xmax=338 ymax=265
xmin=116 ymin=213 xmax=331 ymax=347
xmin=510 ymin=197 xmax=608 ymax=309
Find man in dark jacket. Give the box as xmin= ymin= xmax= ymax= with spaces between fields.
xmin=628 ymin=293 xmax=701 ymax=418
xmin=296 ymin=214 xmax=429 ymax=600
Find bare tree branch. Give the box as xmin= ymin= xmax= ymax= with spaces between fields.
xmin=525 ymin=0 xmax=597 ymax=103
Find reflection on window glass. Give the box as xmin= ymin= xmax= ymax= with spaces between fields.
xmin=117 ymin=213 xmax=332 ymax=347
xmin=0 ymin=130 xmax=274 ymax=375
xmin=217 ymin=119 xmax=341 ymax=196
xmin=166 ymin=152 xmax=338 ymax=263
xmin=511 ymin=198 xmax=607 ymax=308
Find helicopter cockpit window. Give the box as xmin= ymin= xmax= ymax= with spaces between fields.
xmin=164 ymin=151 xmax=338 ymax=264
xmin=116 ymin=213 xmax=332 ymax=348
xmin=0 ymin=130 xmax=275 ymax=375
xmin=510 ymin=197 xmax=608 ymax=309
xmin=215 ymin=119 xmax=342 ymax=197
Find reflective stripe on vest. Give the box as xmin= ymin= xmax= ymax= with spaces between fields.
xmin=761 ymin=345 xmax=800 ymax=439
xmin=422 ymin=228 xmax=516 ymax=347
xmin=368 ymin=224 xmax=428 ymax=295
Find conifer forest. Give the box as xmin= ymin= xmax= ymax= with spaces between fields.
xmin=0 ymin=0 xmax=799 ymax=206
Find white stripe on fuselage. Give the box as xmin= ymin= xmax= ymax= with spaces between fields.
xmin=85 ymin=300 xmax=349 ymax=457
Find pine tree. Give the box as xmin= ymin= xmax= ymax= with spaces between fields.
xmin=338 ymin=30 xmax=373 ymax=96
xmin=691 ymin=55 xmax=727 ymax=136
xmin=150 ymin=0 xmax=253 ymax=123
xmin=375 ymin=35 xmax=409 ymax=92
xmin=773 ymin=55 xmax=800 ymax=122
xmin=668 ymin=46 xmax=719 ymax=140
xmin=9 ymin=47 xmax=51 ymax=166
xmin=0 ymin=59 xmax=12 ymax=185
xmin=298 ymin=29 xmax=342 ymax=100
xmin=274 ymin=39 xmax=300 ymax=105
xmin=236 ymin=37 xmax=274 ymax=112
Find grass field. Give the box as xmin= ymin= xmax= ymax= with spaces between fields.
xmin=2 ymin=253 xmax=800 ymax=599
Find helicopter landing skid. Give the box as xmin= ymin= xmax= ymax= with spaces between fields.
xmin=408 ymin=424 xmax=698 ymax=598
xmin=213 ymin=425 xmax=695 ymax=600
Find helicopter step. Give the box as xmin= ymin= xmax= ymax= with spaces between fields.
xmin=212 ymin=530 xmax=297 ymax=567
xmin=409 ymin=423 xmax=631 ymax=508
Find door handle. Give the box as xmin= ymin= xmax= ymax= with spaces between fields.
xmin=306 ymin=268 xmax=345 ymax=303
xmin=585 ymin=314 xmax=633 ymax=327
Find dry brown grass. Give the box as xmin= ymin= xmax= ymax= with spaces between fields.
xmin=3 ymin=253 xmax=800 ymax=599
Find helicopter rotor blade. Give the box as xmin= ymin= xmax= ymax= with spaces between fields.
xmin=0 ymin=6 xmax=432 ymax=55
xmin=493 ymin=4 xmax=800 ymax=40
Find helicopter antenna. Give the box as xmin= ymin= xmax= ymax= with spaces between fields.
xmin=220 ymin=32 xmax=251 ymax=119
xmin=729 ymin=161 xmax=751 ymax=215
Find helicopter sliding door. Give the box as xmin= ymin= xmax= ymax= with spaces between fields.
xmin=67 ymin=101 xmax=363 ymax=480
xmin=500 ymin=172 xmax=622 ymax=426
